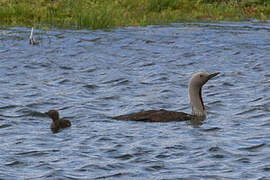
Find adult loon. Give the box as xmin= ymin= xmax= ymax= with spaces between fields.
xmin=113 ymin=72 xmax=219 ymax=122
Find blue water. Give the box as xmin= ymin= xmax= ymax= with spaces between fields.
xmin=0 ymin=22 xmax=270 ymax=179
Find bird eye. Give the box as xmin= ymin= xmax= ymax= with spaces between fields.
xmin=200 ymin=75 xmax=203 ymax=78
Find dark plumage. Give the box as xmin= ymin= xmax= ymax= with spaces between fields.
xmin=45 ymin=110 xmax=71 ymax=133
xmin=113 ymin=109 xmax=195 ymax=122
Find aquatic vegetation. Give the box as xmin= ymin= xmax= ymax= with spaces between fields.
xmin=0 ymin=0 xmax=269 ymax=29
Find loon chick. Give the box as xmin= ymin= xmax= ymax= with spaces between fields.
xmin=113 ymin=72 xmax=219 ymax=122
xmin=45 ymin=110 xmax=71 ymax=133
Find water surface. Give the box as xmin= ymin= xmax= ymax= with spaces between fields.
xmin=0 ymin=22 xmax=270 ymax=179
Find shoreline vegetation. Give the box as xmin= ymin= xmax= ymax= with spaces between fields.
xmin=0 ymin=0 xmax=270 ymax=29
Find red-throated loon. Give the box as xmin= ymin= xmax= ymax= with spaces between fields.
xmin=113 ymin=72 xmax=219 ymax=122
xmin=45 ymin=110 xmax=71 ymax=133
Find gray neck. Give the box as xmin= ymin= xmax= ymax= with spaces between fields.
xmin=188 ymin=84 xmax=206 ymax=117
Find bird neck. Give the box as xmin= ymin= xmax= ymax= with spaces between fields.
xmin=188 ymin=84 xmax=206 ymax=117
xmin=52 ymin=114 xmax=59 ymax=122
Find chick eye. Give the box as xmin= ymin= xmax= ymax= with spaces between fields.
xmin=200 ymin=75 xmax=203 ymax=78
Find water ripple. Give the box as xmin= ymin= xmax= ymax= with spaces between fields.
xmin=0 ymin=22 xmax=270 ymax=179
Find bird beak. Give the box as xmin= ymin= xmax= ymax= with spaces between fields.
xmin=208 ymin=72 xmax=220 ymax=80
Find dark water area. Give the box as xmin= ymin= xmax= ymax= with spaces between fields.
xmin=0 ymin=22 xmax=269 ymax=179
